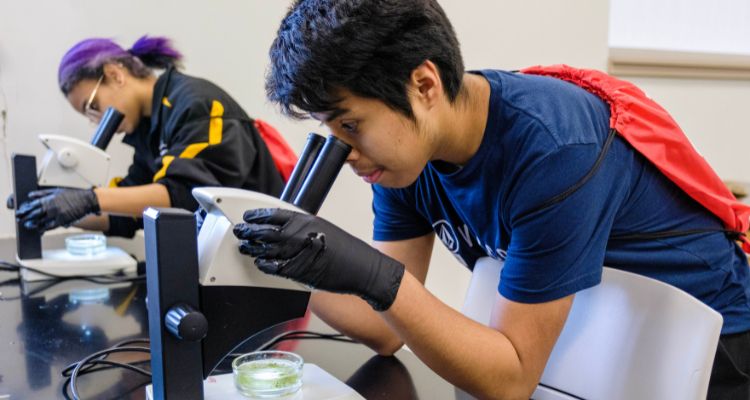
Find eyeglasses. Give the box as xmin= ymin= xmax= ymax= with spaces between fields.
xmin=83 ymin=75 xmax=104 ymax=122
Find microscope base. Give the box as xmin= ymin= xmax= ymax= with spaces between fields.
xmin=145 ymin=363 xmax=364 ymax=400
xmin=16 ymin=247 xmax=137 ymax=281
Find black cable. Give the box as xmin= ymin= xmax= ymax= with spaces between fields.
xmin=255 ymin=329 xmax=357 ymax=351
xmin=61 ymin=369 xmax=151 ymax=400
xmin=213 ymin=330 xmax=357 ymax=375
xmin=62 ymin=339 xmax=150 ymax=374
xmin=62 ymin=329 xmax=356 ymax=398
xmin=261 ymin=335 xmax=357 ymax=350
xmin=65 ymin=346 xmax=150 ymax=400
xmin=62 ymin=359 xmax=151 ymax=378
xmin=62 ymin=339 xmax=151 ymax=378
xmin=0 ymin=259 xmax=145 ymax=284
xmin=0 ymin=277 xmax=20 ymax=287
xmin=63 ymin=359 xmax=151 ymax=378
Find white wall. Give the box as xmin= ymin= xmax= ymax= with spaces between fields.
xmin=1 ymin=0 xmax=745 ymax=311
xmin=622 ymin=77 xmax=750 ymax=182
xmin=610 ymin=0 xmax=750 ymax=55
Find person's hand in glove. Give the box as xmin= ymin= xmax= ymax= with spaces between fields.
xmin=233 ymin=208 xmax=405 ymax=311
xmin=194 ymin=207 xmax=208 ymax=234
xmin=16 ymin=188 xmax=100 ymax=231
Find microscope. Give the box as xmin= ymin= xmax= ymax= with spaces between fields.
xmin=11 ymin=107 xmax=137 ymax=281
xmin=144 ymin=133 xmax=365 ymax=399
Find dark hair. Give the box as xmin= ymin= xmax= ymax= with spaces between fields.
xmin=58 ymin=35 xmax=182 ymax=95
xmin=266 ymin=0 xmax=465 ymax=120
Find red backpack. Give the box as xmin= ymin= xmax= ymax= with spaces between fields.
xmin=253 ymin=119 xmax=297 ymax=182
xmin=521 ymin=65 xmax=750 ymax=252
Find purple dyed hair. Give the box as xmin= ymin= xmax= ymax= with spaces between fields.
xmin=58 ymin=35 xmax=182 ymax=95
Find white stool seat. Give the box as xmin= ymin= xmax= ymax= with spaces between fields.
xmin=460 ymin=258 xmax=722 ymax=400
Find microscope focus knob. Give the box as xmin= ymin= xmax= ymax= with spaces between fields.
xmin=56 ymin=147 xmax=79 ymax=168
xmin=165 ymin=303 xmax=208 ymax=342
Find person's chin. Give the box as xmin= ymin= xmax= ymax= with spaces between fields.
xmin=377 ymin=172 xmax=420 ymax=189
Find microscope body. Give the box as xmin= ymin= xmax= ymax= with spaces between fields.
xmin=194 ymin=188 xmax=305 ymax=291
xmin=144 ymin=191 xmax=311 ymax=400
xmin=11 ymin=108 xmax=135 ymax=280
xmin=145 ymin=134 xmax=352 ymax=399
xmin=36 ymin=134 xmax=112 ymax=189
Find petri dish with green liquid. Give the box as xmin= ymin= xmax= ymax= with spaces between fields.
xmin=233 ymin=351 xmax=303 ymax=398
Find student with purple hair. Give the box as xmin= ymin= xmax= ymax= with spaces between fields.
xmin=16 ymin=35 xmax=293 ymax=237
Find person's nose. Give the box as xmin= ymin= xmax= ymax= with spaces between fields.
xmin=329 ymin=132 xmax=360 ymax=163
xmin=345 ymin=146 xmax=361 ymax=164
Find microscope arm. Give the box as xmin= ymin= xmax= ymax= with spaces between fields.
xmin=193 ymin=187 xmax=308 ymax=291
xmin=37 ymin=134 xmax=111 ymax=189
xmin=36 ymin=107 xmax=123 ymax=189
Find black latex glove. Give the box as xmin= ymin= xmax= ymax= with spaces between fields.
xmin=233 ymin=208 xmax=405 ymax=311
xmin=194 ymin=207 xmax=207 ymax=236
xmin=16 ymin=188 xmax=100 ymax=231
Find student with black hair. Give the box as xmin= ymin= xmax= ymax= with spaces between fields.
xmin=16 ymin=36 xmax=294 ymax=237
xmin=234 ymin=1 xmax=750 ymax=398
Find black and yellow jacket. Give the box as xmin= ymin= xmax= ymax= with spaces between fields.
xmin=107 ymin=67 xmax=285 ymax=237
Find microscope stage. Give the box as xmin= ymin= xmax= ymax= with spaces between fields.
xmin=146 ymin=363 xmax=364 ymax=400
xmin=16 ymin=247 xmax=137 ymax=281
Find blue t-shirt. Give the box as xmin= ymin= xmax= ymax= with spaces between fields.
xmin=372 ymin=69 xmax=750 ymax=334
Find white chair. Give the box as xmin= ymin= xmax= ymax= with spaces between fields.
xmin=459 ymin=257 xmax=723 ymax=400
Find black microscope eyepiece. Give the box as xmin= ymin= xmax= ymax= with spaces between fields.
xmin=90 ymin=107 xmax=124 ymax=151
xmin=281 ymin=134 xmax=352 ymax=215
xmin=280 ymin=133 xmax=327 ymax=203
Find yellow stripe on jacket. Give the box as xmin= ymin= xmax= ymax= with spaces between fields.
xmin=153 ymin=100 xmax=225 ymax=182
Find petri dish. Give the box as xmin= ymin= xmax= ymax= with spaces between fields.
xmin=69 ymin=287 xmax=111 ymax=304
xmin=65 ymin=233 xmax=107 ymax=256
xmin=232 ymin=350 xmax=303 ymax=398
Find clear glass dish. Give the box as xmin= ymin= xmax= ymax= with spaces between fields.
xmin=232 ymin=350 xmax=303 ymax=398
xmin=65 ymin=233 xmax=107 ymax=256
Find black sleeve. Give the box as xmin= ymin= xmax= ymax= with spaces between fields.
xmin=105 ymin=215 xmax=143 ymax=238
xmin=104 ymin=156 xmax=150 ymax=237
xmin=153 ymin=100 xmax=257 ymax=211
xmin=115 ymin=154 xmax=153 ymax=187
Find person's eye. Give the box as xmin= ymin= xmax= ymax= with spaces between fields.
xmin=90 ymin=101 xmax=100 ymax=112
xmin=340 ymin=121 xmax=358 ymax=134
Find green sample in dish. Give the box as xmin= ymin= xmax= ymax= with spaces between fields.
xmin=233 ymin=351 xmax=303 ymax=398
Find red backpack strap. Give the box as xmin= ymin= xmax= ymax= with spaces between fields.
xmin=740 ymin=234 xmax=750 ymax=253
xmin=521 ymin=65 xmax=750 ymax=250
xmin=254 ymin=119 xmax=297 ymax=182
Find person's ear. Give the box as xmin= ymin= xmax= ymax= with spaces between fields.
xmin=102 ymin=63 xmax=126 ymax=87
xmin=409 ymin=60 xmax=442 ymax=109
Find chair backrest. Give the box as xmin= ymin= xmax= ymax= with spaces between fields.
xmin=460 ymin=257 xmax=723 ymax=400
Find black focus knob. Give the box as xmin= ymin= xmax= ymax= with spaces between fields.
xmin=165 ymin=303 xmax=208 ymax=341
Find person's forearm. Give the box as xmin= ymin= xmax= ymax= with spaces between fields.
xmin=310 ymin=291 xmax=403 ymax=355
xmin=94 ymin=184 xmax=170 ymax=216
xmin=74 ymin=213 xmax=110 ymax=232
xmin=382 ymin=272 xmax=532 ymax=399
xmin=310 ymin=235 xmax=433 ymax=356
